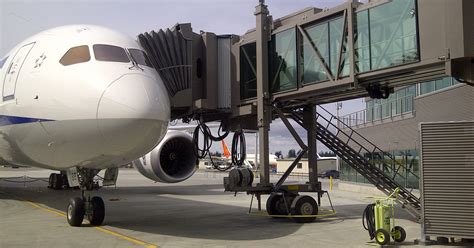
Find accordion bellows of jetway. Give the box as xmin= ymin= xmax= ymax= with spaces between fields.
xmin=138 ymin=0 xmax=474 ymax=128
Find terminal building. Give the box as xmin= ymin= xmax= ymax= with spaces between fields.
xmin=339 ymin=78 xmax=473 ymax=189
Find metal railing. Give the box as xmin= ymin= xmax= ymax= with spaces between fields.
xmin=341 ymin=95 xmax=414 ymax=128
xmin=316 ymin=106 xmax=420 ymax=185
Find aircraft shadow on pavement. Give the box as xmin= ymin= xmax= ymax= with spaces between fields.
xmin=0 ymin=178 xmax=416 ymax=241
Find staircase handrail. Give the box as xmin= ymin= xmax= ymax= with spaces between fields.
xmin=316 ymin=105 xmax=419 ymax=182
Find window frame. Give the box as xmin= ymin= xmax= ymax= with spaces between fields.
xmin=128 ymin=48 xmax=152 ymax=68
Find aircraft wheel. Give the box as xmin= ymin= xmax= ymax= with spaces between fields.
xmin=53 ymin=174 xmax=63 ymax=190
xmin=50 ymin=174 xmax=60 ymax=190
xmin=291 ymin=195 xmax=317 ymax=223
xmin=67 ymin=197 xmax=85 ymax=226
xmin=48 ymin=174 xmax=54 ymax=188
xmin=87 ymin=196 xmax=105 ymax=226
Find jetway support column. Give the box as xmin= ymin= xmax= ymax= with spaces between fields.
xmin=303 ymin=105 xmax=321 ymax=203
xmin=255 ymin=0 xmax=271 ymax=185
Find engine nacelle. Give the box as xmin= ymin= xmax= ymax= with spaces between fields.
xmin=133 ymin=131 xmax=197 ymax=183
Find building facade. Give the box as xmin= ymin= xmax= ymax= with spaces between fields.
xmin=339 ymin=78 xmax=474 ymax=188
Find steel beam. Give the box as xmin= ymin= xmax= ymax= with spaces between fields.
xmin=255 ymin=0 xmax=271 ymax=185
xmin=303 ymin=105 xmax=319 ymax=186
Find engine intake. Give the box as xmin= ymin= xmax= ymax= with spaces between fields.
xmin=133 ymin=131 xmax=197 ymax=183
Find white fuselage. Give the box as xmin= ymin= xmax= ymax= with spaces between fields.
xmin=0 ymin=25 xmax=170 ymax=170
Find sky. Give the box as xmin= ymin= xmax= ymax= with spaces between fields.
xmin=0 ymin=0 xmax=366 ymax=155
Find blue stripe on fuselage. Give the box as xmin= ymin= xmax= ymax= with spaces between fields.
xmin=0 ymin=115 xmax=53 ymax=126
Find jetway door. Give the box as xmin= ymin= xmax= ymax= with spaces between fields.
xmin=3 ymin=42 xmax=35 ymax=101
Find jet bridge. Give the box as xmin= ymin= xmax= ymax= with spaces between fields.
xmin=138 ymin=0 xmax=474 ymax=224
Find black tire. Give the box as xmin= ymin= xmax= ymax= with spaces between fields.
xmin=67 ymin=197 xmax=85 ymax=226
xmin=60 ymin=174 xmax=69 ymax=189
xmin=392 ymin=226 xmax=406 ymax=242
xmin=51 ymin=174 xmax=57 ymax=189
xmin=88 ymin=196 xmax=105 ymax=226
xmin=54 ymin=174 xmax=63 ymax=190
xmin=48 ymin=174 xmax=54 ymax=188
xmin=266 ymin=194 xmax=289 ymax=218
xmin=291 ymin=195 xmax=317 ymax=223
xmin=375 ymin=229 xmax=390 ymax=245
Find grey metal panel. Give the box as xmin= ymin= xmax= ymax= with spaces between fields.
xmin=217 ymin=37 xmax=232 ymax=109
xmin=420 ymin=121 xmax=474 ymax=238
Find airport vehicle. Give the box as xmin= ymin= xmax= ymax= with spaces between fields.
xmin=0 ymin=25 xmax=199 ymax=226
xmin=362 ymin=188 xmax=406 ymax=245
xmin=318 ymin=170 xmax=339 ymax=179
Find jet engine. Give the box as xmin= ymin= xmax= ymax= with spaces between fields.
xmin=133 ymin=131 xmax=198 ymax=183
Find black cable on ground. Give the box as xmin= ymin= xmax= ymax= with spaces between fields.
xmin=231 ymin=130 xmax=246 ymax=166
xmin=362 ymin=203 xmax=376 ymax=240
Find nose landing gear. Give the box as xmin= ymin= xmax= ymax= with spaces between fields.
xmin=66 ymin=168 xmax=106 ymax=227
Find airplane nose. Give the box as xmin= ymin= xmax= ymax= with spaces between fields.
xmin=97 ymin=74 xmax=170 ymax=159
xmin=98 ymin=74 xmax=170 ymax=121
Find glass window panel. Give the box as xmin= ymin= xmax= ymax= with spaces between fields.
xmin=93 ymin=44 xmax=130 ymax=63
xmin=366 ymin=107 xmax=373 ymax=122
xmin=240 ymin=43 xmax=257 ymax=99
xmin=420 ymin=81 xmax=435 ymax=95
xmin=60 ymin=45 xmax=90 ymax=66
xmin=329 ymin=17 xmax=344 ymax=77
xmin=354 ymin=10 xmax=370 ymax=73
xmin=0 ymin=56 xmax=8 ymax=69
xmin=435 ymin=77 xmax=452 ymax=90
xmin=129 ymin=49 xmax=152 ymax=67
xmin=452 ymin=77 xmax=461 ymax=85
xmin=269 ymin=28 xmax=297 ymax=92
xmin=406 ymin=85 xmax=416 ymax=96
xmin=382 ymin=101 xmax=390 ymax=118
xmin=302 ymin=23 xmax=329 ymax=84
xmin=374 ymin=105 xmax=381 ymax=120
xmin=369 ymin=0 xmax=418 ymax=70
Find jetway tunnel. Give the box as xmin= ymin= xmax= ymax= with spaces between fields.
xmin=137 ymin=0 xmax=474 ymax=241
xmin=138 ymin=0 xmax=474 ymax=127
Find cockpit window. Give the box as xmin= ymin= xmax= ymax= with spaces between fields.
xmin=60 ymin=46 xmax=90 ymax=66
xmin=93 ymin=44 xmax=130 ymax=63
xmin=0 ymin=56 xmax=8 ymax=69
xmin=129 ymin=49 xmax=152 ymax=67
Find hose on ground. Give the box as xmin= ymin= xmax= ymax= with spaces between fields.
xmin=362 ymin=203 xmax=376 ymax=240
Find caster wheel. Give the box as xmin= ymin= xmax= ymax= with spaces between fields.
xmin=375 ymin=229 xmax=390 ymax=245
xmin=392 ymin=226 xmax=406 ymax=242
xmin=67 ymin=197 xmax=85 ymax=226
xmin=88 ymin=196 xmax=105 ymax=226
xmin=291 ymin=195 xmax=317 ymax=223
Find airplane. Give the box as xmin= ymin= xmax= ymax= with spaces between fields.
xmin=0 ymin=25 xmax=199 ymax=227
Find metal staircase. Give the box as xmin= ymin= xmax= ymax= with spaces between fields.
xmin=291 ymin=106 xmax=421 ymax=220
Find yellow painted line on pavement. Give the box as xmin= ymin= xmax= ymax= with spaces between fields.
xmin=25 ymin=201 xmax=157 ymax=248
